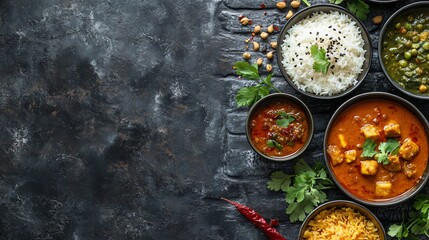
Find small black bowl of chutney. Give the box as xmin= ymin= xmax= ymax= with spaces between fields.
xmin=379 ymin=1 xmax=429 ymax=99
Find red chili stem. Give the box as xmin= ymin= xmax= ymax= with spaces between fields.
xmin=221 ymin=198 xmax=287 ymax=240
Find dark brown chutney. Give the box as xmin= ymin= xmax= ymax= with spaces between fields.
xmin=382 ymin=11 xmax=429 ymax=95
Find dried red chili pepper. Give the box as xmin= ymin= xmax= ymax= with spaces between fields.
xmin=221 ymin=198 xmax=287 ymax=240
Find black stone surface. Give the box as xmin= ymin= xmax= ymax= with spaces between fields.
xmin=0 ymin=0 xmax=428 ymax=239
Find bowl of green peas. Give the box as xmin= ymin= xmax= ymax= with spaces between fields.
xmin=379 ymin=1 xmax=429 ymax=99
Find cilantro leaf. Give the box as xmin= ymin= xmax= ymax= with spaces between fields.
xmin=233 ymin=63 xmax=281 ymax=107
xmin=310 ymin=45 xmax=330 ymax=74
xmin=388 ymin=224 xmax=404 ymax=238
xmin=267 ymin=139 xmax=283 ymax=150
xmin=234 ymin=61 xmax=260 ymax=80
xmin=361 ymin=138 xmax=377 ymax=158
xmin=346 ymin=0 xmax=369 ymax=21
xmin=329 ymin=0 xmax=344 ymax=4
xmin=389 ymin=194 xmax=429 ymax=239
xmin=276 ymin=111 xmax=295 ymax=128
xmin=268 ymin=159 xmax=335 ymax=223
xmin=267 ymin=171 xmax=293 ymax=192
xmin=236 ymin=86 xmax=261 ymax=107
xmin=301 ymin=0 xmax=311 ymax=7
xmin=377 ymin=139 xmax=400 ymax=165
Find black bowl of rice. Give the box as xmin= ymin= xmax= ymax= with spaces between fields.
xmin=276 ymin=4 xmax=372 ymax=99
xmin=299 ymin=200 xmax=386 ymax=240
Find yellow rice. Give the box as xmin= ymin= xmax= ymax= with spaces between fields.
xmin=302 ymin=207 xmax=380 ymax=240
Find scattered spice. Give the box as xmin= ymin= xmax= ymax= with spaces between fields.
xmin=260 ymin=3 xmax=266 ymax=9
xmin=253 ymin=41 xmax=260 ymax=51
xmin=291 ymin=0 xmax=300 ymax=8
xmin=276 ymin=2 xmax=286 ymax=10
xmin=266 ymin=64 xmax=273 ymax=72
xmin=268 ymin=25 xmax=275 ymax=33
xmin=243 ymin=52 xmax=251 ymax=59
xmin=260 ymin=32 xmax=269 ymax=40
xmin=286 ymin=10 xmax=293 ymax=20
xmin=373 ymin=15 xmax=383 ymax=25
xmin=221 ymin=198 xmax=287 ymax=240
xmin=254 ymin=25 xmax=261 ymax=33
xmin=240 ymin=17 xmax=250 ymax=25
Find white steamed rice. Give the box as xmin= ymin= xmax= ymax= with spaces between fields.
xmin=281 ymin=11 xmax=366 ymax=96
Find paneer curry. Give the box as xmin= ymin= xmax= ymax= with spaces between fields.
xmin=326 ymin=99 xmax=428 ymax=201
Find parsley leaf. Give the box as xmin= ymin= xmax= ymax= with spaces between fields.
xmin=267 ymin=171 xmax=293 ymax=192
xmin=377 ymin=139 xmax=400 ymax=165
xmin=276 ymin=111 xmax=295 ymax=128
xmin=267 ymin=139 xmax=283 ymax=150
xmin=234 ymin=62 xmax=281 ymax=107
xmin=310 ymin=45 xmax=330 ymax=74
xmin=329 ymin=0 xmax=344 ymax=4
xmin=389 ymin=194 xmax=429 ymax=239
xmin=361 ymin=138 xmax=377 ymax=158
xmin=301 ymin=0 xmax=311 ymax=7
xmin=346 ymin=0 xmax=369 ymax=21
xmin=268 ymin=159 xmax=335 ymax=222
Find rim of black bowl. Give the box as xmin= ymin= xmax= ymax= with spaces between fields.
xmin=379 ymin=1 xmax=429 ymax=99
xmin=298 ymin=200 xmax=387 ymax=239
xmin=276 ymin=3 xmax=373 ymax=99
xmin=245 ymin=93 xmax=314 ymax=162
xmin=323 ymin=92 xmax=429 ymax=206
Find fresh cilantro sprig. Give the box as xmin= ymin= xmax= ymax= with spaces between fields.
xmin=276 ymin=111 xmax=295 ymax=128
xmin=310 ymin=45 xmax=330 ymax=74
xmin=234 ymin=61 xmax=281 ymax=107
xmin=361 ymin=138 xmax=400 ymax=165
xmin=328 ymin=0 xmax=369 ymax=21
xmin=388 ymin=194 xmax=429 ymax=239
xmin=302 ymin=0 xmax=311 ymax=7
xmin=267 ymin=139 xmax=283 ymax=150
xmin=361 ymin=138 xmax=377 ymax=158
xmin=267 ymin=159 xmax=335 ymax=222
xmin=377 ymin=139 xmax=400 ymax=165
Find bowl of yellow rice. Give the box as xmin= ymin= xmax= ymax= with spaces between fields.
xmin=299 ymin=200 xmax=386 ymax=240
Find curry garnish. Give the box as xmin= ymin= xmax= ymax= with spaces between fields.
xmin=267 ymin=159 xmax=335 ymax=222
xmin=377 ymin=139 xmax=400 ymax=165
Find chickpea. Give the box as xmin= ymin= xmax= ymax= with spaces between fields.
xmin=240 ymin=17 xmax=249 ymax=26
xmin=252 ymin=42 xmax=260 ymax=51
xmin=270 ymin=41 xmax=278 ymax=49
xmin=419 ymin=84 xmax=428 ymax=93
xmin=253 ymin=25 xmax=261 ymax=34
xmin=372 ymin=15 xmax=383 ymax=25
xmin=266 ymin=51 xmax=274 ymax=60
xmin=260 ymin=32 xmax=269 ymax=40
xmin=286 ymin=10 xmax=294 ymax=20
xmin=256 ymin=58 xmax=263 ymax=66
xmin=243 ymin=52 xmax=251 ymax=59
xmin=276 ymin=2 xmax=286 ymax=10
xmin=266 ymin=64 xmax=272 ymax=72
xmin=291 ymin=0 xmax=300 ymax=8
xmin=267 ymin=25 xmax=274 ymax=34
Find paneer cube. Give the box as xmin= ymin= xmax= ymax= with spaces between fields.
xmin=338 ymin=134 xmax=347 ymax=148
xmin=360 ymin=124 xmax=380 ymax=140
xmin=399 ymin=138 xmax=420 ymax=161
xmin=383 ymin=123 xmax=401 ymax=138
xmin=403 ymin=162 xmax=417 ymax=178
xmin=382 ymin=155 xmax=402 ymax=172
xmin=360 ymin=160 xmax=378 ymax=175
xmin=345 ymin=150 xmax=357 ymax=163
xmin=327 ymin=145 xmax=344 ymax=166
xmin=375 ymin=181 xmax=392 ymax=197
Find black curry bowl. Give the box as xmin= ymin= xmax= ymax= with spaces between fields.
xmin=379 ymin=1 xmax=429 ymax=99
xmin=298 ymin=200 xmax=386 ymax=239
xmin=246 ymin=93 xmax=314 ymax=162
xmin=323 ymin=92 xmax=429 ymax=206
xmin=366 ymin=0 xmax=402 ymax=3
xmin=276 ymin=3 xmax=372 ymax=99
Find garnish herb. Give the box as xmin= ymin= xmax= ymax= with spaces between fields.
xmin=267 ymin=159 xmax=335 ymax=222
xmin=377 ymin=139 xmax=400 ymax=165
xmin=302 ymin=0 xmax=311 ymax=7
xmin=221 ymin=198 xmax=287 ymax=240
xmin=310 ymin=45 xmax=330 ymax=74
xmin=361 ymin=138 xmax=400 ymax=164
xmin=388 ymin=194 xmax=429 ymax=239
xmin=328 ymin=0 xmax=369 ymax=21
xmin=361 ymin=138 xmax=377 ymax=158
xmin=234 ymin=61 xmax=281 ymax=107
xmin=267 ymin=139 xmax=283 ymax=150
xmin=276 ymin=111 xmax=295 ymax=128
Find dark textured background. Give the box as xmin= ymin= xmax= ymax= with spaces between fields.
xmin=0 ymin=0 xmax=428 ymax=239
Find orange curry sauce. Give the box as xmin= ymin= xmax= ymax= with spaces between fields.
xmin=250 ymin=100 xmax=309 ymax=157
xmin=327 ymin=99 xmax=428 ymax=201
